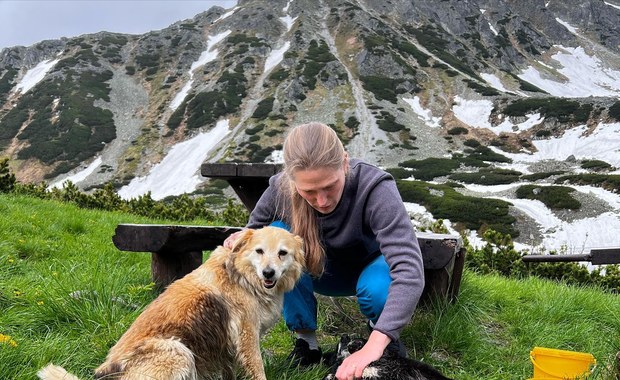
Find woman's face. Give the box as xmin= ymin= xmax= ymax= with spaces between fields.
xmin=293 ymin=163 xmax=347 ymax=214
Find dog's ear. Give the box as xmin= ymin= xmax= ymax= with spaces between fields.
xmin=294 ymin=235 xmax=304 ymax=255
xmin=231 ymin=229 xmax=254 ymax=253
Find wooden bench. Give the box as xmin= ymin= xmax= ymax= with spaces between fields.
xmin=112 ymin=163 xmax=466 ymax=304
xmin=522 ymin=248 xmax=620 ymax=265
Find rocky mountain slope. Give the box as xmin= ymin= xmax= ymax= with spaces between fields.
xmin=1 ymin=0 xmax=620 ymax=252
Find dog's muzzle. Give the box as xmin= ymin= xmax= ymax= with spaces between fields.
xmin=262 ymin=267 xmax=277 ymax=288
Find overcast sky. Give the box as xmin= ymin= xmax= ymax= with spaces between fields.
xmin=0 ymin=0 xmax=238 ymax=50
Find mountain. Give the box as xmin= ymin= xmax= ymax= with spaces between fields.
xmin=1 ymin=0 xmax=620 ymax=254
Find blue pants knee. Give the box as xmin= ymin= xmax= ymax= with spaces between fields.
xmin=283 ymin=255 xmax=391 ymax=331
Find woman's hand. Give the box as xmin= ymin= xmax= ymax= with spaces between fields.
xmin=223 ymin=229 xmax=247 ymax=249
xmin=335 ymin=330 xmax=390 ymax=380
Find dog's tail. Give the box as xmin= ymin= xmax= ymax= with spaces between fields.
xmin=37 ymin=364 xmax=81 ymax=380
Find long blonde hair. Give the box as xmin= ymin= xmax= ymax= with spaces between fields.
xmin=279 ymin=122 xmax=347 ymax=277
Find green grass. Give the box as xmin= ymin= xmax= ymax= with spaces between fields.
xmin=1 ymin=193 xmax=619 ymax=379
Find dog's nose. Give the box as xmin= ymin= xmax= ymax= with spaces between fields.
xmin=263 ymin=267 xmax=275 ymax=279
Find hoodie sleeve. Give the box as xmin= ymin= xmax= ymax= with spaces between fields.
xmin=364 ymin=178 xmax=425 ymax=341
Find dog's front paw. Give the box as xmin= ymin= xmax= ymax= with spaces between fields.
xmin=323 ymin=374 xmax=335 ymax=380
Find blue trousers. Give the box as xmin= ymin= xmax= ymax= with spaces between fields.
xmin=283 ymin=254 xmax=391 ymax=331
xmin=269 ymin=221 xmax=391 ymax=331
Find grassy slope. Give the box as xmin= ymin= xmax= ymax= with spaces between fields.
xmin=0 ymin=193 xmax=618 ymax=379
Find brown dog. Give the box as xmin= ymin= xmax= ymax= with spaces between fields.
xmin=38 ymin=226 xmax=305 ymax=380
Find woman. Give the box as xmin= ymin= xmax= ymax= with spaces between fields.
xmin=224 ymin=122 xmax=424 ymax=380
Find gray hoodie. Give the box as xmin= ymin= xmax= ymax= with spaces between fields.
xmin=247 ymin=159 xmax=424 ymax=341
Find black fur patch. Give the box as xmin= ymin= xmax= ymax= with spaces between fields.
xmin=323 ymin=335 xmax=453 ymax=380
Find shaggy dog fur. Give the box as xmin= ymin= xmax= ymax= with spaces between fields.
xmin=324 ymin=335 xmax=453 ymax=380
xmin=38 ymin=226 xmax=305 ymax=380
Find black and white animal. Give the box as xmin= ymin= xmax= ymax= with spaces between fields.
xmin=323 ymin=335 xmax=453 ymax=380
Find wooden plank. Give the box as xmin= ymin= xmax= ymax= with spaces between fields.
xmin=200 ymin=162 xmax=281 ymax=179
xmin=522 ymin=248 xmax=620 ymax=264
xmin=590 ymin=248 xmax=620 ymax=265
xmin=200 ymin=163 xmax=239 ymax=177
xmin=522 ymin=254 xmax=591 ymax=263
xmin=236 ymin=163 xmax=281 ymax=177
xmin=112 ymin=224 xmax=243 ymax=254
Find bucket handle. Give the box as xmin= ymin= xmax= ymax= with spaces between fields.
xmin=530 ymin=354 xmax=596 ymax=379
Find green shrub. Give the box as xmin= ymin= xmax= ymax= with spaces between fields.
xmin=463 ymin=139 xmax=481 ymax=147
xmin=0 ymin=157 xmax=16 ymax=192
xmin=252 ymin=97 xmax=275 ymax=119
xmin=467 ymin=146 xmax=512 ymax=163
xmin=581 ymin=159 xmax=613 ymax=171
xmin=269 ymin=69 xmax=289 ymax=81
xmin=394 ymin=40 xmax=430 ymax=67
xmin=10 ymin=70 xmax=115 ymax=168
xmin=515 ymin=185 xmax=581 ymax=210
xmin=521 ymin=171 xmax=565 ymax=181
xmin=464 ymin=79 xmax=500 ymax=96
xmin=504 ymin=98 xmax=592 ymax=123
xmin=447 ymin=126 xmax=468 ymax=135
xmin=0 ymin=67 xmax=18 ymax=98
xmin=555 ymin=173 xmax=620 ymax=193
xmin=306 ymin=39 xmax=336 ymax=63
xmin=609 ymin=101 xmax=620 ymax=121
xmin=359 ymin=76 xmax=403 ymax=103
xmin=465 ymin=230 xmax=620 ymax=292
xmin=377 ymin=113 xmax=407 ymax=132
xmin=399 ymin=157 xmax=460 ymax=180
xmin=245 ymin=124 xmax=266 ymax=135
xmin=396 ymin=180 xmax=518 ymax=237
xmin=535 ymin=129 xmax=552 ymax=138
xmin=449 ymin=168 xmax=521 ymax=185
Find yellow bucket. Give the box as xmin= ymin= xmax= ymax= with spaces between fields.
xmin=530 ymin=347 xmax=596 ymax=379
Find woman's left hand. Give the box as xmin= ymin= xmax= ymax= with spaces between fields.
xmin=335 ymin=330 xmax=390 ymax=380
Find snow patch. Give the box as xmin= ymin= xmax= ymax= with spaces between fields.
xmin=555 ymin=18 xmax=579 ymax=35
xmin=264 ymin=41 xmax=291 ymax=74
xmin=604 ymin=1 xmax=620 ymax=10
xmin=14 ymin=58 xmax=59 ymax=94
xmin=496 ymin=123 xmax=620 ymax=168
xmin=403 ymin=96 xmax=441 ymax=128
xmin=215 ymin=7 xmax=238 ymax=22
xmin=480 ymin=73 xmax=509 ymax=93
xmin=118 ymin=119 xmax=231 ymax=200
xmin=452 ymin=96 xmax=493 ymax=129
xmin=49 ymin=157 xmax=103 ymax=189
xmin=518 ymin=45 xmax=620 ymax=97
xmin=169 ymin=30 xmax=232 ymax=110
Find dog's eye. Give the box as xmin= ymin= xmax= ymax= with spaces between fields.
xmin=256 ymin=248 xmax=264 ymax=255
xmin=278 ymin=250 xmax=288 ymax=256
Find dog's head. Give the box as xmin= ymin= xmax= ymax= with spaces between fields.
xmin=231 ymin=226 xmax=305 ymax=292
xmin=335 ymin=335 xmax=366 ymax=360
